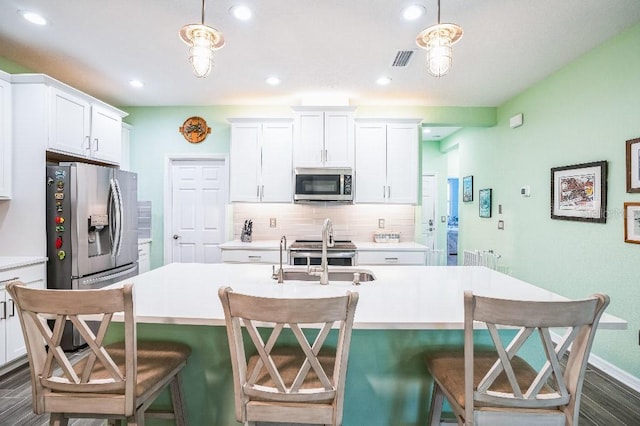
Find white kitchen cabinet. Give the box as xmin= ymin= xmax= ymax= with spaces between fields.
xmin=121 ymin=122 xmax=132 ymax=171
xmin=0 ymin=71 xmax=12 ymax=199
xmin=48 ymin=86 xmax=123 ymax=164
xmin=138 ymin=240 xmax=151 ymax=274
xmin=357 ymin=250 xmax=426 ymax=265
xmin=0 ymin=261 xmax=46 ymax=368
xmin=12 ymin=74 xmax=126 ymax=166
xmin=229 ymin=118 xmax=293 ymax=203
xmin=221 ymin=249 xmax=280 ymax=264
xmin=292 ymin=106 xmax=356 ymax=167
xmin=355 ymin=119 xmax=420 ymax=204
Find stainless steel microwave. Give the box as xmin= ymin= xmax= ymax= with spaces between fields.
xmin=293 ymin=167 xmax=353 ymax=202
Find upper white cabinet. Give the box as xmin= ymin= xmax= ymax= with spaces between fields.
xmin=292 ymin=106 xmax=356 ymax=167
xmin=229 ymin=118 xmax=293 ymax=202
xmin=0 ymin=71 xmax=12 ymax=199
xmin=355 ymin=119 xmax=420 ymax=204
xmin=48 ymin=85 xmax=123 ymax=164
xmin=13 ymin=74 xmax=126 ymax=166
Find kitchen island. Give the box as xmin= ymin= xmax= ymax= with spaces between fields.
xmin=106 ymin=263 xmax=626 ymax=425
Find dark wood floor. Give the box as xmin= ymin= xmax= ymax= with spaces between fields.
xmin=1 ymin=354 xmax=639 ymax=425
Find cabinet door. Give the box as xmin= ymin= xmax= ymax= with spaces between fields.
xmin=324 ymin=110 xmax=354 ymax=167
xmin=293 ymin=111 xmax=324 ymax=166
xmin=0 ymin=77 xmax=11 ymax=199
xmin=355 ymin=123 xmax=387 ymax=203
xmin=230 ymin=123 xmax=261 ymax=202
xmin=261 ymin=122 xmax=293 ymax=202
xmin=138 ymin=241 xmax=151 ymax=274
xmin=386 ymin=123 xmax=418 ymax=204
xmin=3 ymin=264 xmax=46 ymax=364
xmin=49 ymin=87 xmax=91 ymax=157
xmin=0 ymin=288 xmax=6 ymax=365
xmin=90 ymin=105 xmax=122 ymax=164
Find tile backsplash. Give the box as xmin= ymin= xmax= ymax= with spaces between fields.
xmin=231 ymin=203 xmax=416 ymax=242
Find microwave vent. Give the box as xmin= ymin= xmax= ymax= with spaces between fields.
xmin=392 ymin=50 xmax=415 ymax=67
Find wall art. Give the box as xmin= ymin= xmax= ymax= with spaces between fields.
xmin=463 ymin=175 xmax=473 ymax=202
xmin=550 ymin=161 xmax=607 ymax=223
xmin=479 ymin=188 xmax=492 ymax=218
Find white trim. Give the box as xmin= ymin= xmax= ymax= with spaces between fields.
xmin=550 ymin=331 xmax=640 ymax=393
xmin=587 ymin=352 xmax=640 ymax=393
xmin=163 ymin=154 xmax=229 ymax=265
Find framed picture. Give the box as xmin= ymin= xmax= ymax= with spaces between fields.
xmin=624 ymin=202 xmax=640 ymax=243
xmin=626 ymin=138 xmax=640 ymax=193
xmin=463 ymin=175 xmax=473 ymax=202
xmin=479 ymin=188 xmax=492 ymax=218
xmin=550 ymin=161 xmax=607 ymax=223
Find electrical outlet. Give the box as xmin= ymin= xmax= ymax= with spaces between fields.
xmin=269 ymin=218 xmax=277 ymax=228
xmin=378 ymin=219 xmax=385 ymax=229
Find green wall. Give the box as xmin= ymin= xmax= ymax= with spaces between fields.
xmin=450 ymin=22 xmax=640 ymax=376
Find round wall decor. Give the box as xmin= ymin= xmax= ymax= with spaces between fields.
xmin=179 ymin=116 xmax=211 ymax=143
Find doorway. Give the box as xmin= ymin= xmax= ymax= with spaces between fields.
xmin=164 ymin=156 xmax=228 ymax=264
xmin=447 ymin=178 xmax=459 ymax=265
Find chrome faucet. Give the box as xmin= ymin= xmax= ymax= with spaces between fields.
xmin=276 ymin=235 xmax=287 ymax=283
xmin=308 ymin=218 xmax=334 ymax=285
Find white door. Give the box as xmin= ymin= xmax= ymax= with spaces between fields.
xmin=170 ymin=159 xmax=227 ymax=263
xmin=421 ymin=174 xmax=438 ymax=249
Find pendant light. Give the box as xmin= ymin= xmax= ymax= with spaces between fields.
xmin=416 ymin=0 xmax=463 ymax=77
xmin=179 ymin=0 xmax=225 ymax=78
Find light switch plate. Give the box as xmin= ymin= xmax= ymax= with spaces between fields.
xmin=378 ymin=219 xmax=385 ymax=228
xmin=269 ymin=218 xmax=277 ymax=228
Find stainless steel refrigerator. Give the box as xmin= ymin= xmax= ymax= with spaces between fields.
xmin=46 ymin=162 xmax=139 ymax=350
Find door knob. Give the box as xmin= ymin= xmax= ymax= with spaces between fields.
xmin=173 ymin=234 xmax=181 ymax=240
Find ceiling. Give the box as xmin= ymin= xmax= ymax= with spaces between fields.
xmin=0 ymin=0 xmax=639 ymax=114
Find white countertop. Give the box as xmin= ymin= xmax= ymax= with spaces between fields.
xmin=220 ymin=240 xmax=428 ymax=251
xmin=0 ymin=256 xmax=47 ymax=271
xmin=219 ymin=240 xmax=280 ymax=250
xmin=109 ymin=263 xmax=626 ymax=330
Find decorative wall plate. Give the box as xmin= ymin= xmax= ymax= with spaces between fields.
xmin=179 ymin=116 xmax=211 ymax=143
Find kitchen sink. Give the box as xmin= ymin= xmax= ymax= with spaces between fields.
xmin=273 ymin=268 xmax=376 ymax=282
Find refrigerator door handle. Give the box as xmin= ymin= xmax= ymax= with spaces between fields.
xmin=109 ymin=178 xmax=123 ymax=258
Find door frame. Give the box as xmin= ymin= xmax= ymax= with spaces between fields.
xmin=163 ymin=154 xmax=229 ymax=265
xmin=421 ymin=172 xmax=438 ymax=249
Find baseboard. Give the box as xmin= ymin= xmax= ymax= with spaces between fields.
xmin=588 ymin=352 xmax=640 ymax=394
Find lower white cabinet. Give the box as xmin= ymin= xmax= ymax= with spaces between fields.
xmin=1 ymin=262 xmax=46 ymax=367
xmin=221 ymin=249 xmax=279 ymax=264
xmin=138 ymin=240 xmax=151 ymax=274
xmin=357 ymin=250 xmax=426 ymax=265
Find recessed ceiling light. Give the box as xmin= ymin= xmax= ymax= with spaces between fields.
xmin=402 ymin=5 xmax=425 ymax=21
xmin=230 ymin=5 xmax=252 ymax=20
xmin=266 ymin=76 xmax=281 ymax=86
xmin=19 ymin=10 xmax=47 ymax=26
xmin=129 ymin=80 xmax=144 ymax=88
xmin=376 ymin=76 xmax=392 ymax=86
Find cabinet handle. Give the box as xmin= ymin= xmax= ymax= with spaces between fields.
xmin=0 ymin=301 xmax=5 ymax=320
xmin=8 ymin=299 xmax=15 ymax=317
xmin=324 ymin=149 xmax=328 ymax=163
xmin=383 ymin=186 xmax=386 ymax=198
xmin=85 ymin=135 xmax=91 ymax=153
xmin=248 ymin=255 xmax=261 ymax=262
xmin=0 ymin=276 xmax=19 ymax=284
xmin=261 ymin=185 xmax=264 ymax=199
xmin=94 ymin=138 xmax=99 ymax=152
xmin=384 ymin=257 xmax=399 ymax=263
xmin=257 ymin=185 xmax=260 ymax=197
xmin=388 ymin=186 xmax=391 ymax=199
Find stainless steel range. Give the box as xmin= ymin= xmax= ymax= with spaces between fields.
xmin=289 ymin=239 xmax=357 ymax=266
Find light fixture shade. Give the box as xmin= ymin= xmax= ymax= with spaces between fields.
xmin=179 ymin=20 xmax=224 ymax=77
xmin=416 ymin=23 xmax=463 ymax=77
